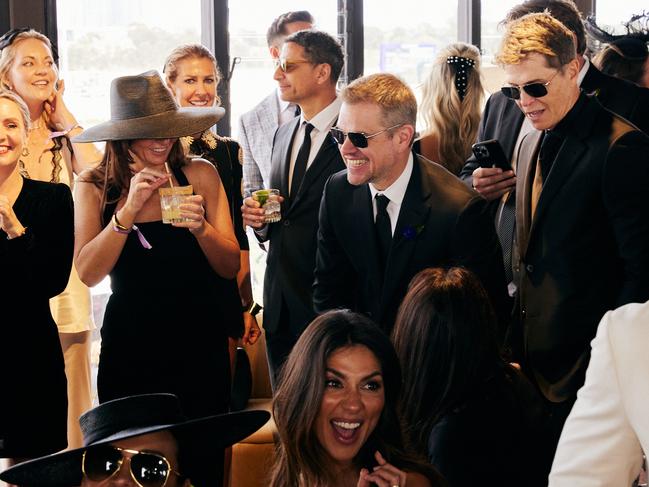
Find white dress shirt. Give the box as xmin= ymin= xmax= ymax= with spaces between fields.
xmin=287 ymin=97 xmax=342 ymax=192
xmin=368 ymin=152 xmax=414 ymax=235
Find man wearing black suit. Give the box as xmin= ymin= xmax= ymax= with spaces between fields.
xmin=460 ymin=0 xmax=649 ymax=295
xmin=242 ymin=30 xmax=345 ymax=388
xmin=497 ymin=12 xmax=649 ymax=449
xmin=313 ymin=73 xmax=509 ymax=335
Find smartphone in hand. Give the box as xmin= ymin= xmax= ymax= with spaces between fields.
xmin=472 ymin=139 xmax=512 ymax=172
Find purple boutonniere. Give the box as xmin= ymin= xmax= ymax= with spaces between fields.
xmin=402 ymin=224 xmax=425 ymax=240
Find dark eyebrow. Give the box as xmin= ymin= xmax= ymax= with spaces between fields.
xmin=325 ymin=367 xmax=383 ymax=382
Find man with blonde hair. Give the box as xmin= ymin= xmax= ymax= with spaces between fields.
xmin=313 ymin=73 xmax=509 ymax=334
xmin=497 ymin=11 xmax=649 ymax=452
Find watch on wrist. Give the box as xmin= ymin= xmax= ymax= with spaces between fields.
xmin=244 ymin=302 xmax=263 ymax=316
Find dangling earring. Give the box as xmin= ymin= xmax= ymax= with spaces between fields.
xmin=21 ymin=146 xmax=30 ymax=157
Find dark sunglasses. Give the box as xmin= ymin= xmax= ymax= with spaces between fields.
xmin=82 ymin=445 xmax=182 ymax=487
xmin=0 ymin=27 xmax=31 ymax=51
xmin=273 ymin=57 xmax=312 ymax=72
xmin=330 ymin=123 xmax=404 ymax=148
xmin=501 ymin=70 xmax=559 ymax=100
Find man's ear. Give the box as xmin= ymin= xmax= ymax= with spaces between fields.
xmin=315 ymin=63 xmax=332 ymax=85
xmin=395 ymin=124 xmax=416 ymax=151
xmin=269 ymin=45 xmax=280 ymax=59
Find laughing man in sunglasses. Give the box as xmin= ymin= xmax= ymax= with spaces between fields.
xmin=313 ymin=73 xmax=510 ymax=337
xmin=0 ymin=394 xmax=269 ymax=487
xmin=495 ymin=12 xmax=649 ymax=457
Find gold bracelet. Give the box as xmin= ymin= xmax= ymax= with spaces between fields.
xmin=112 ymin=213 xmax=131 ymax=233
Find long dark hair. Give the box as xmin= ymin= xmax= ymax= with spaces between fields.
xmin=391 ymin=267 xmax=502 ymax=454
xmin=271 ymin=310 xmax=439 ymax=486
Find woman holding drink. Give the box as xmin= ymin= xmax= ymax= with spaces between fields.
xmin=73 ymin=69 xmax=238 ymax=426
xmin=0 ymin=89 xmax=73 ymax=462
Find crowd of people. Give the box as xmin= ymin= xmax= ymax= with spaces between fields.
xmin=2 ymin=0 xmax=649 ymax=486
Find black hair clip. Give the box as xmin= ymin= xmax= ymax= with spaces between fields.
xmin=0 ymin=27 xmax=32 ymax=51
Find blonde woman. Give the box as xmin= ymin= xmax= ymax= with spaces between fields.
xmin=0 ymin=28 xmax=101 ymax=450
xmin=415 ymin=43 xmax=484 ymax=175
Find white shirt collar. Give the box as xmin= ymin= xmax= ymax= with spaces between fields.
xmin=369 ymin=152 xmax=414 ymax=206
xmin=301 ymin=97 xmax=342 ymax=133
xmin=577 ymin=55 xmax=589 ymax=87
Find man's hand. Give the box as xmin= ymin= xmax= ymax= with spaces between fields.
xmin=471 ymin=167 xmax=516 ymax=201
xmin=242 ymin=196 xmax=267 ymax=229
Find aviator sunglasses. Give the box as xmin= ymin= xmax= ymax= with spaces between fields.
xmin=273 ymin=57 xmax=312 ymax=72
xmin=330 ymin=123 xmax=404 ymax=148
xmin=82 ymin=444 xmax=182 ymax=487
xmin=500 ymin=70 xmax=559 ymax=100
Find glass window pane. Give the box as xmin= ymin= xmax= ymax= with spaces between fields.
xmin=595 ymin=1 xmax=648 ymax=33
xmin=56 ymin=0 xmax=201 ymax=130
xmin=481 ymin=0 xmax=520 ymax=63
xmin=364 ymin=1 xmax=459 ymax=90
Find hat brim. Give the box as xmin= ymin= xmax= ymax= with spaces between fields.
xmin=71 ymin=106 xmax=225 ymax=143
xmin=0 ymin=409 xmax=269 ymax=486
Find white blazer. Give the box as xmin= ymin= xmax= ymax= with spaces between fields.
xmin=548 ymin=301 xmax=649 ymax=486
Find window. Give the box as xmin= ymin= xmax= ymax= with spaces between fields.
xmin=363 ymin=0 xmax=459 ymax=91
xmin=595 ymin=1 xmax=648 ymax=33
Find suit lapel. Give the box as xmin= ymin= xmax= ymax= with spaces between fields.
xmin=500 ymin=99 xmax=526 ymax=159
xmin=256 ymin=94 xmax=279 ymax=142
xmin=289 ymin=134 xmax=340 ymax=208
xmin=380 ymin=159 xmax=429 ymax=312
xmin=272 ymin=118 xmax=300 ymax=204
xmin=515 ymin=130 xmax=543 ymax=258
xmin=530 ymin=137 xmax=586 ymax=237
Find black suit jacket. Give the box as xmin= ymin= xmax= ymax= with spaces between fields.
xmin=459 ymin=63 xmax=649 ymax=185
xmin=259 ymin=117 xmax=345 ymax=335
xmin=513 ymin=94 xmax=649 ymax=402
xmin=314 ymin=155 xmax=509 ymax=336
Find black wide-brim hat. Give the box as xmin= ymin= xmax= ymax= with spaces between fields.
xmin=0 ymin=393 xmax=269 ymax=486
xmin=72 ymin=70 xmax=224 ymax=142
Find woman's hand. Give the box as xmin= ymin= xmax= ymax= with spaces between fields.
xmin=0 ymin=194 xmax=26 ymax=238
xmin=357 ymin=451 xmax=408 ymax=487
xmin=44 ymin=79 xmax=77 ymax=131
xmin=174 ymin=194 xmax=207 ymax=235
xmin=123 ymin=167 xmax=169 ymax=216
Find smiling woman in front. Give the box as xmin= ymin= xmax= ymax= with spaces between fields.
xmin=271 ymin=310 xmax=444 ymax=487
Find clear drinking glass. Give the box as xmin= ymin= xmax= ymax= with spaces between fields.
xmin=252 ymin=188 xmax=281 ymax=223
xmin=159 ymin=185 xmax=193 ymax=224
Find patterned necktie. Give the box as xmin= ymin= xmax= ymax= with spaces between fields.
xmin=291 ymin=122 xmax=314 ymax=195
xmin=375 ymin=194 xmax=392 ymax=265
xmin=497 ymin=191 xmax=516 ymax=285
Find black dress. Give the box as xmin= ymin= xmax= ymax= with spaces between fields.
xmin=97 ymin=166 xmax=230 ymax=419
xmin=0 ymin=178 xmax=73 ymax=457
xmin=189 ymin=135 xmax=247 ymax=339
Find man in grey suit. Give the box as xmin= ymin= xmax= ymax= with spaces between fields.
xmin=239 ymin=10 xmax=314 ymax=196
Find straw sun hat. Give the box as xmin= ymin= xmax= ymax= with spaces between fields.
xmin=72 ymin=70 xmax=224 ymax=143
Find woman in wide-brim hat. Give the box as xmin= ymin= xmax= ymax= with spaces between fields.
xmin=0 ymin=393 xmax=270 ymax=487
xmin=72 ymin=70 xmax=239 ymax=486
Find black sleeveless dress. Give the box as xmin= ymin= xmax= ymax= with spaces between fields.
xmin=97 ymin=166 xmax=230 ymax=419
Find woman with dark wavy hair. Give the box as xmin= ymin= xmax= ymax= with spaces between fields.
xmin=392 ymin=267 xmax=550 ymax=487
xmin=271 ymin=310 xmax=443 ymax=487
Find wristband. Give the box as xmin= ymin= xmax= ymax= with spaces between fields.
xmin=112 ymin=213 xmax=153 ymax=250
xmin=49 ymin=123 xmax=82 ymax=139
xmin=244 ymin=302 xmax=263 ymax=316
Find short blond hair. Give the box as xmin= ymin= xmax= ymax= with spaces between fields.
xmin=340 ymin=73 xmax=417 ymax=128
xmin=495 ymin=12 xmax=576 ymax=68
xmin=0 ymin=30 xmax=56 ymax=90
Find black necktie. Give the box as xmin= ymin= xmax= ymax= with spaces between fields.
xmin=293 ymin=104 xmax=301 ymax=117
xmin=496 ymin=191 xmax=516 ymax=286
xmin=375 ymin=194 xmax=392 ymax=265
xmin=291 ymin=122 xmax=314 ymax=195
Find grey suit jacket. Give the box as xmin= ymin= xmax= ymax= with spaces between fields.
xmin=239 ymin=91 xmax=280 ymax=197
